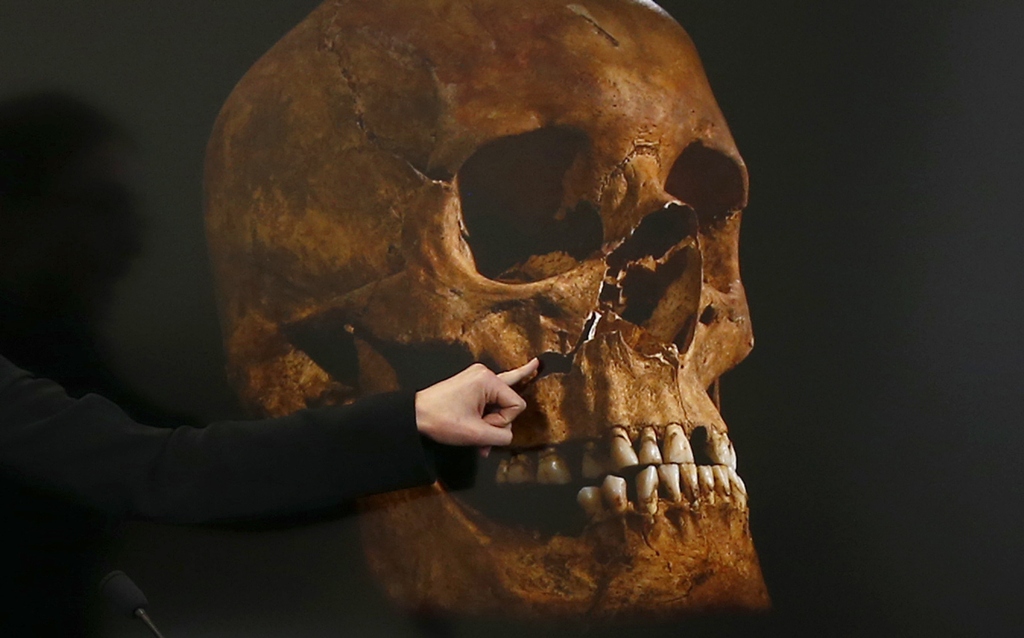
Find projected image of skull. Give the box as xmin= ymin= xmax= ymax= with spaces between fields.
xmin=205 ymin=0 xmax=769 ymax=617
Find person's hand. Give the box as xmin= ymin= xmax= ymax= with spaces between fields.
xmin=415 ymin=358 xmax=540 ymax=455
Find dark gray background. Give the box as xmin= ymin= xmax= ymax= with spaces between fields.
xmin=2 ymin=1 xmax=1022 ymax=635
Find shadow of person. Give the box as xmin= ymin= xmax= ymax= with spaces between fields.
xmin=0 ymin=92 xmax=193 ymax=635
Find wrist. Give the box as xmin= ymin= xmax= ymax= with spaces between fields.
xmin=414 ymin=390 xmax=435 ymax=440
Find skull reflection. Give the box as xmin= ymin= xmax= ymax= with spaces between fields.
xmin=205 ymin=0 xmax=769 ymax=617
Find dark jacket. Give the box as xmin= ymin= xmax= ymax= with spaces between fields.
xmin=0 ymin=353 xmax=436 ymax=632
xmin=0 ymin=354 xmax=435 ymax=522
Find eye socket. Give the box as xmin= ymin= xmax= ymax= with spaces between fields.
xmin=458 ymin=127 xmax=602 ymax=283
xmin=665 ymin=141 xmax=747 ymax=225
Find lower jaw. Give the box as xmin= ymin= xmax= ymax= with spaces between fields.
xmin=358 ymin=483 xmax=771 ymax=618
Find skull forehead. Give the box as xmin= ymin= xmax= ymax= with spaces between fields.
xmin=205 ymin=0 xmax=751 ymax=400
xmin=327 ymin=0 xmax=731 ymax=176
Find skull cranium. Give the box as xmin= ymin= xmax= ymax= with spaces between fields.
xmin=205 ymin=0 xmax=769 ymax=617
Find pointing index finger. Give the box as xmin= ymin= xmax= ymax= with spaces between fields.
xmin=496 ymin=358 xmax=540 ymax=386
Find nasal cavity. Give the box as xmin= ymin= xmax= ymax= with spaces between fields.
xmin=607 ymin=203 xmax=697 ymax=272
xmin=536 ymin=351 xmax=573 ymax=380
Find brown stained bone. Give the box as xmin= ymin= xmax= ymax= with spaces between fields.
xmin=205 ymin=0 xmax=766 ymax=618
xmin=361 ymin=483 xmax=768 ymax=617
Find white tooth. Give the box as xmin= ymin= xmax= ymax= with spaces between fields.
xmin=706 ymin=430 xmax=733 ymax=467
xmin=728 ymin=442 xmax=738 ymax=471
xmin=728 ymin=467 xmax=748 ymax=508
xmin=495 ymin=459 xmax=509 ymax=484
xmin=537 ymin=447 xmax=572 ymax=484
xmin=679 ymin=463 xmax=699 ymax=501
xmin=637 ymin=427 xmax=662 ymax=465
xmin=657 ymin=464 xmax=682 ymax=502
xmin=610 ymin=427 xmax=639 ymax=470
xmin=577 ymin=486 xmax=604 ymax=519
xmin=728 ymin=467 xmax=747 ymax=496
xmin=662 ymin=424 xmax=695 ymax=464
xmin=601 ymin=475 xmax=628 ymax=513
xmin=697 ymin=465 xmax=715 ymax=498
xmin=712 ymin=465 xmax=732 ymax=498
xmin=636 ymin=465 xmax=659 ymax=515
xmin=507 ymin=453 xmax=535 ymax=484
xmin=581 ymin=441 xmax=606 ymax=479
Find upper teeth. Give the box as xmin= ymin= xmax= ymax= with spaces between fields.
xmin=610 ymin=427 xmax=639 ymax=470
xmin=637 ymin=427 xmax=662 ymax=465
xmin=581 ymin=442 xmax=606 ymax=479
xmin=663 ymin=424 xmax=694 ymax=464
xmin=706 ymin=430 xmax=737 ymax=470
xmin=493 ymin=426 xmax=748 ymax=521
xmin=507 ymin=453 xmax=535 ymax=484
xmin=537 ymin=447 xmax=572 ymax=485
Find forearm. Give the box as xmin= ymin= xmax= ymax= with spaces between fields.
xmin=0 ymin=356 xmax=435 ymax=523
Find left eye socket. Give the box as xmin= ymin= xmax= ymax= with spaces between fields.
xmin=664 ymin=140 xmax=747 ymax=227
xmin=457 ymin=126 xmax=603 ymax=283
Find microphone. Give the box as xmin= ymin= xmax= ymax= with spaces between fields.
xmin=99 ymin=570 xmax=167 ymax=638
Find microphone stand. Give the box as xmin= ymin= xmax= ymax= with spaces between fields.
xmin=134 ymin=607 xmax=166 ymax=638
xmin=99 ymin=570 xmax=169 ymax=638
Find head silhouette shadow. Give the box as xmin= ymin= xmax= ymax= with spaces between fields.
xmin=0 ymin=92 xmax=180 ymax=423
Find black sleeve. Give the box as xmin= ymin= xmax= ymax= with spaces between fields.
xmin=0 ymin=355 xmax=437 ymax=523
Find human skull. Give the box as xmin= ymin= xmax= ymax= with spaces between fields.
xmin=205 ymin=0 xmax=769 ymax=617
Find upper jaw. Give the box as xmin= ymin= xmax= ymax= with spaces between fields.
xmin=483 ymin=421 xmax=743 ymax=534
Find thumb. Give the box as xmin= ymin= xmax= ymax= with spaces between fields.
xmin=472 ymin=420 xmax=514 ymax=447
xmin=482 ymin=411 xmax=512 ymax=427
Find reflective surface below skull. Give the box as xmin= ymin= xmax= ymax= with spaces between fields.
xmin=205 ymin=0 xmax=769 ymax=617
